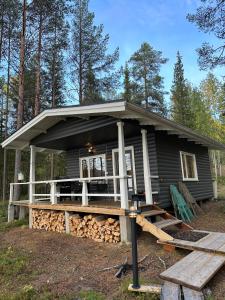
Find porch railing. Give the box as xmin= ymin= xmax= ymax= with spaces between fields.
xmin=9 ymin=176 xmax=124 ymax=206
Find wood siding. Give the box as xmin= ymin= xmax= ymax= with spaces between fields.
xmin=155 ymin=131 xmax=213 ymax=208
xmin=65 ymin=129 xmax=159 ymax=197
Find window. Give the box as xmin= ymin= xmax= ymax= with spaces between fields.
xmin=180 ymin=151 xmax=198 ymax=181
xmin=80 ymin=154 xmax=106 ymax=178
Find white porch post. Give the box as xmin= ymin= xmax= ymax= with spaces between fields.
xmin=117 ymin=121 xmax=129 ymax=209
xmin=29 ymin=145 xmax=36 ymax=204
xmin=50 ymin=182 xmax=57 ymax=204
xmin=141 ymin=129 xmax=153 ymax=204
xmin=82 ymin=181 xmax=88 ymax=206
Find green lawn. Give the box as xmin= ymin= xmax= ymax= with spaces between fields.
xmin=0 ymin=202 xmax=28 ymax=232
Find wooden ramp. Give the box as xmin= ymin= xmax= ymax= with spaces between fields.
xmin=160 ymin=250 xmax=225 ymax=291
xmin=136 ymin=205 xmax=192 ymax=241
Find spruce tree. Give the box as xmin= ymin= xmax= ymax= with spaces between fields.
xmin=70 ymin=0 xmax=119 ymax=104
xmin=128 ymin=42 xmax=168 ymax=115
xmin=171 ymin=51 xmax=191 ymax=126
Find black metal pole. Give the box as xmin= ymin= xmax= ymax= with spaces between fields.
xmin=129 ymin=207 xmax=140 ymax=289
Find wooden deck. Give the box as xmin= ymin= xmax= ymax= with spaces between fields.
xmin=158 ymin=229 xmax=225 ymax=255
xmin=160 ymin=250 xmax=225 ymax=291
xmin=10 ymin=200 xmax=126 ymax=216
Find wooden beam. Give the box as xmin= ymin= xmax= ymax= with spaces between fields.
xmin=29 ymin=203 xmax=126 ymax=216
xmin=128 ymin=284 xmax=161 ymax=294
xmin=136 ymin=215 xmax=173 ymax=241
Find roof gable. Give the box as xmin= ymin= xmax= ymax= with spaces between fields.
xmin=1 ymin=101 xmax=225 ymax=151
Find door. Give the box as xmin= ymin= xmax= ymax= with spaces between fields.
xmin=112 ymin=146 xmax=137 ymax=200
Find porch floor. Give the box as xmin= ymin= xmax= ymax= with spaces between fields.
xmin=11 ymin=200 xmax=128 ymax=216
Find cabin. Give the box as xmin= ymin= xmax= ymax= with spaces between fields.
xmin=2 ymin=100 xmax=225 ymax=243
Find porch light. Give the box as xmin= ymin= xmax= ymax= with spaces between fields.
xmin=85 ymin=142 xmax=96 ymax=154
xmin=18 ymin=172 xmax=24 ymax=181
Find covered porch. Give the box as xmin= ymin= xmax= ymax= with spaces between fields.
xmin=8 ymin=119 xmax=154 ymax=209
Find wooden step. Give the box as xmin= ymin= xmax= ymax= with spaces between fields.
xmin=139 ymin=204 xmax=153 ymax=212
xmin=160 ymin=250 xmax=225 ymax=291
xmin=154 ymin=219 xmax=182 ymax=229
xmin=136 ymin=215 xmax=173 ymax=241
xmin=141 ymin=210 xmax=166 ymax=217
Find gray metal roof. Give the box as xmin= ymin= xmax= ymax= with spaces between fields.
xmin=2 ymin=100 xmax=225 ymax=151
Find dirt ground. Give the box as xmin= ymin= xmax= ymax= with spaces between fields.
xmin=1 ymin=200 xmax=225 ymax=299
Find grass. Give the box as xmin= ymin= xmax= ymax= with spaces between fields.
xmin=0 ymin=201 xmax=28 ymax=232
xmin=0 ymin=246 xmax=30 ymax=290
xmin=0 ymin=286 xmax=106 ymax=300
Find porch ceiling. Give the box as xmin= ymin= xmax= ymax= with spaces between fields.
xmin=1 ymin=100 xmax=225 ymax=151
xmin=31 ymin=119 xmax=141 ymax=151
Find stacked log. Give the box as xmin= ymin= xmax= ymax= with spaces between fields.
xmin=32 ymin=209 xmax=65 ymax=233
xmin=69 ymin=214 xmax=121 ymax=243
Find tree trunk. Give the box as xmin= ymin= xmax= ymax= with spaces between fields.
xmin=78 ymin=0 xmax=83 ymax=104
xmin=51 ymin=14 xmax=57 ymax=108
xmin=0 ymin=12 xmax=5 ymax=66
xmin=2 ymin=20 xmax=12 ymax=202
xmin=34 ymin=13 xmax=42 ymax=116
xmin=2 ymin=149 xmax=7 ymax=202
xmin=14 ymin=0 xmax=26 ymax=200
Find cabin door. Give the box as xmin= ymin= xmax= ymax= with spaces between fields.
xmin=112 ymin=146 xmax=137 ymax=201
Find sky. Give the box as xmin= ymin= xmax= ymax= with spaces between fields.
xmin=88 ymin=0 xmax=224 ymax=101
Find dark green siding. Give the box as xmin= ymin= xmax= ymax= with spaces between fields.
xmin=156 ymin=131 xmax=213 ymax=208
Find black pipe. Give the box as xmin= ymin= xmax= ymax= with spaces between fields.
xmin=130 ymin=215 xmax=140 ymax=289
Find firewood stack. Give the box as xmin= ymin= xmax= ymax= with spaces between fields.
xmin=69 ymin=214 xmax=121 ymax=243
xmin=32 ymin=209 xmax=65 ymax=233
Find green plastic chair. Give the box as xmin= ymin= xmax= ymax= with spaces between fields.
xmin=170 ymin=185 xmax=194 ymax=222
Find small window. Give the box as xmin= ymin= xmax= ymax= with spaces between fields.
xmin=180 ymin=151 xmax=198 ymax=181
xmin=80 ymin=154 xmax=106 ymax=178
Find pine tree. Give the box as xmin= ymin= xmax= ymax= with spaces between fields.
xmin=70 ymin=0 xmax=119 ymax=104
xmin=43 ymin=0 xmax=69 ymax=109
xmin=187 ymin=1 xmax=225 ymax=70
xmin=171 ymin=51 xmax=192 ymax=126
xmin=123 ymin=62 xmax=131 ymax=101
xmin=128 ymin=42 xmax=168 ymax=115
xmin=83 ymin=63 xmax=103 ymax=104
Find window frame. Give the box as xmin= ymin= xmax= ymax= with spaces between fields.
xmin=79 ymin=154 xmax=107 ymax=179
xmin=180 ymin=151 xmax=198 ymax=181
xmin=112 ymin=145 xmax=137 ymax=196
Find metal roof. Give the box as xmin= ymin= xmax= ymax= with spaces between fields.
xmin=2 ymin=100 xmax=225 ymax=151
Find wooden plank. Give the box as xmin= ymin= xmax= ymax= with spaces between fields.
xmin=128 ymin=284 xmax=161 ymax=294
xmin=160 ymin=251 xmax=225 ymax=291
xmin=29 ymin=203 xmax=126 ymax=216
xmin=136 ymin=215 xmax=173 ymax=241
xmin=141 ymin=210 xmax=166 ymax=217
xmin=183 ymin=287 xmax=204 ymax=300
xmin=197 ymin=232 xmax=225 ymax=250
xmin=160 ymin=281 xmax=181 ymax=300
xmin=154 ymin=219 xmax=182 ymax=229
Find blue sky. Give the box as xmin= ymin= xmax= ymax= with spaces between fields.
xmin=89 ymin=0 xmax=224 ymax=100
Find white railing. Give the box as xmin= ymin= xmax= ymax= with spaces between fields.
xmin=9 ymin=176 xmax=124 ymax=206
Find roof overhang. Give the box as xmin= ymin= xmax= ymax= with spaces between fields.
xmin=2 ymin=100 xmax=225 ymax=151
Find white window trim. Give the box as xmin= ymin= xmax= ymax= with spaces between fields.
xmin=112 ymin=146 xmax=137 ymax=201
xmin=180 ymin=151 xmax=198 ymax=181
xmin=79 ymin=154 xmax=107 ymax=179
